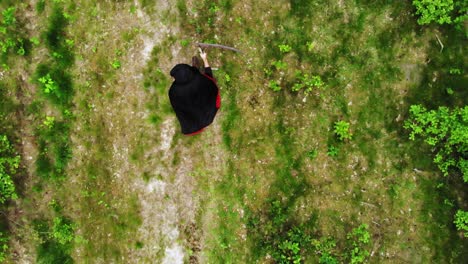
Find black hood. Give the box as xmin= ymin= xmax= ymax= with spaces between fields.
xmin=170 ymin=64 xmax=198 ymax=84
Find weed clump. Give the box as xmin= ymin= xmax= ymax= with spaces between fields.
xmin=0 ymin=134 xmax=19 ymax=204
xmin=0 ymin=231 xmax=8 ymax=262
xmin=33 ymin=2 xmax=76 ymax=183
xmin=34 ymin=217 xmax=75 ymax=263
xmin=35 ymin=64 xmax=73 ymax=108
xmin=35 ymin=116 xmax=72 ymax=181
xmin=404 ymin=105 xmax=468 ymax=181
xmin=0 ymin=134 xmax=19 ymax=261
xmin=412 ymin=0 xmax=467 ymax=27
xmin=0 ymin=6 xmax=31 ymax=66
xmin=291 ymin=72 xmax=324 ymax=93
xmin=44 ymin=5 xmax=74 ymax=68
xmin=333 ymin=121 xmax=352 ymax=141
xmin=247 ymin=200 xmax=315 ymax=263
xmin=247 ymin=199 xmax=373 ymax=263
xmin=454 ymin=210 xmax=468 ymax=237
xmin=346 ymin=224 xmax=371 ymax=263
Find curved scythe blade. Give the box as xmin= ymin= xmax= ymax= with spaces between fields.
xmin=196 ymin=43 xmax=242 ymax=53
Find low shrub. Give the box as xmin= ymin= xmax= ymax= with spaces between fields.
xmin=404 ymin=105 xmax=468 ymax=181
xmin=454 ymin=210 xmax=468 ymax=237
xmin=412 ymin=0 xmax=467 ymax=27
xmin=44 ymin=5 xmax=74 ymax=68
xmin=334 ymin=121 xmax=352 ymax=141
xmin=0 ymin=231 xmax=8 ymax=262
xmin=0 ymin=134 xmax=19 ymax=204
xmin=247 ymin=200 xmax=314 ymax=263
xmin=0 ymin=7 xmax=30 ymax=64
xmin=35 ymin=118 xmax=72 ymax=180
xmin=34 ymin=217 xmax=75 ymax=263
xmin=35 ymin=64 xmax=74 ymax=107
xmin=346 ymin=224 xmax=371 ymax=264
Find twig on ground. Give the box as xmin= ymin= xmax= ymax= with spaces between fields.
xmin=361 ymin=202 xmax=377 ymax=208
xmin=435 ymin=34 xmax=444 ymax=53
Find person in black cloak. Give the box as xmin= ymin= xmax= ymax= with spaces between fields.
xmin=169 ymin=49 xmax=221 ymax=135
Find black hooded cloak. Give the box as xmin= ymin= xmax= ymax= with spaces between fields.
xmin=169 ymin=64 xmax=220 ymax=135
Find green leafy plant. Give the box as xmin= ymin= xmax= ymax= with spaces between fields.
xmin=16 ymin=41 xmax=25 ymax=55
xmin=449 ymin=68 xmax=462 ymax=75
xmin=346 ymin=224 xmax=371 ymax=264
xmin=307 ymin=149 xmax=318 ymax=159
xmin=0 ymin=134 xmax=19 ymax=204
xmin=36 ymin=0 xmax=46 ymax=13
xmin=45 ymin=5 xmax=74 ymax=68
xmin=180 ymin=39 xmax=189 ymax=47
xmin=209 ymin=3 xmax=220 ymax=13
xmin=36 ymin=119 xmax=72 ymax=181
xmin=312 ymin=237 xmax=339 ymax=264
xmin=263 ymin=67 xmax=273 ymax=77
xmin=292 ymin=72 xmax=324 ymax=93
xmin=270 ymin=200 xmax=287 ymax=227
xmin=115 ymin=49 xmax=123 ymax=56
xmin=43 ymin=116 xmax=55 ymax=130
xmin=460 ymin=159 xmax=468 ymax=180
xmin=247 ymin=200 xmax=313 ymax=264
xmin=454 ymin=210 xmax=468 ymax=237
xmin=35 ymin=64 xmax=73 ymax=107
xmin=327 ymin=145 xmax=339 ymax=157
xmin=1 ymin=7 xmax=16 ymax=26
xmin=34 ymin=218 xmax=74 ymax=263
xmin=278 ymin=44 xmax=292 ymax=53
xmin=275 ymin=227 xmax=309 ymax=264
xmin=135 ymin=241 xmax=144 ymax=249
xmin=65 ymin=39 xmax=74 ymax=48
xmin=272 ymin=60 xmax=287 ymax=70
xmin=0 ymin=7 xmax=28 ymax=59
xmin=269 ymin=80 xmax=281 ymax=92
xmin=33 ymin=2 xmax=75 ymax=185
xmin=388 ymin=184 xmax=400 ymax=199
xmin=38 ymin=74 xmax=59 ymax=94
xmin=412 ymin=0 xmax=467 ymax=26
xmin=51 ymin=217 xmax=75 ymax=245
xmin=52 ymin=51 xmax=63 ymax=59
xmin=444 ymin=198 xmax=455 ymax=207
xmin=404 ymin=105 xmax=468 ymax=181
xmin=0 ymin=232 xmax=8 ymax=262
xmin=224 ymin=73 xmax=231 ymax=83
xmin=334 ymin=120 xmax=353 ymax=141
xmin=63 ymin=12 xmax=75 ymax=21
xmin=111 ymin=59 xmax=121 ymax=69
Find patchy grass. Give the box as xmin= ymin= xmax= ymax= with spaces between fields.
xmin=0 ymin=0 xmax=466 ymax=263
xmin=179 ymin=0 xmax=468 ymax=263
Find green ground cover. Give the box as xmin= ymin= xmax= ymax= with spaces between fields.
xmin=0 ymin=0 xmax=466 ymax=263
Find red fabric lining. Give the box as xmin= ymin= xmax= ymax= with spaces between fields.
xmin=203 ymin=73 xmax=221 ymax=109
xmin=185 ymin=128 xmax=204 ymax=136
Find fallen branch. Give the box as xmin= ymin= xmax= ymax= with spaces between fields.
xmin=360 ymin=201 xmax=377 ymax=208
xmin=435 ymin=34 xmax=444 ymax=53
xmin=196 ymin=42 xmax=242 ymax=53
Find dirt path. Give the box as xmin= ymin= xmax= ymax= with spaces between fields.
xmin=125 ymin=2 xmax=226 ymax=262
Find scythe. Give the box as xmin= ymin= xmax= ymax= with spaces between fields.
xmin=196 ymin=42 xmax=242 ymax=53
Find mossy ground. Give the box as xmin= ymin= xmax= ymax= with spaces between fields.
xmin=0 ymin=0 xmax=466 ymax=263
